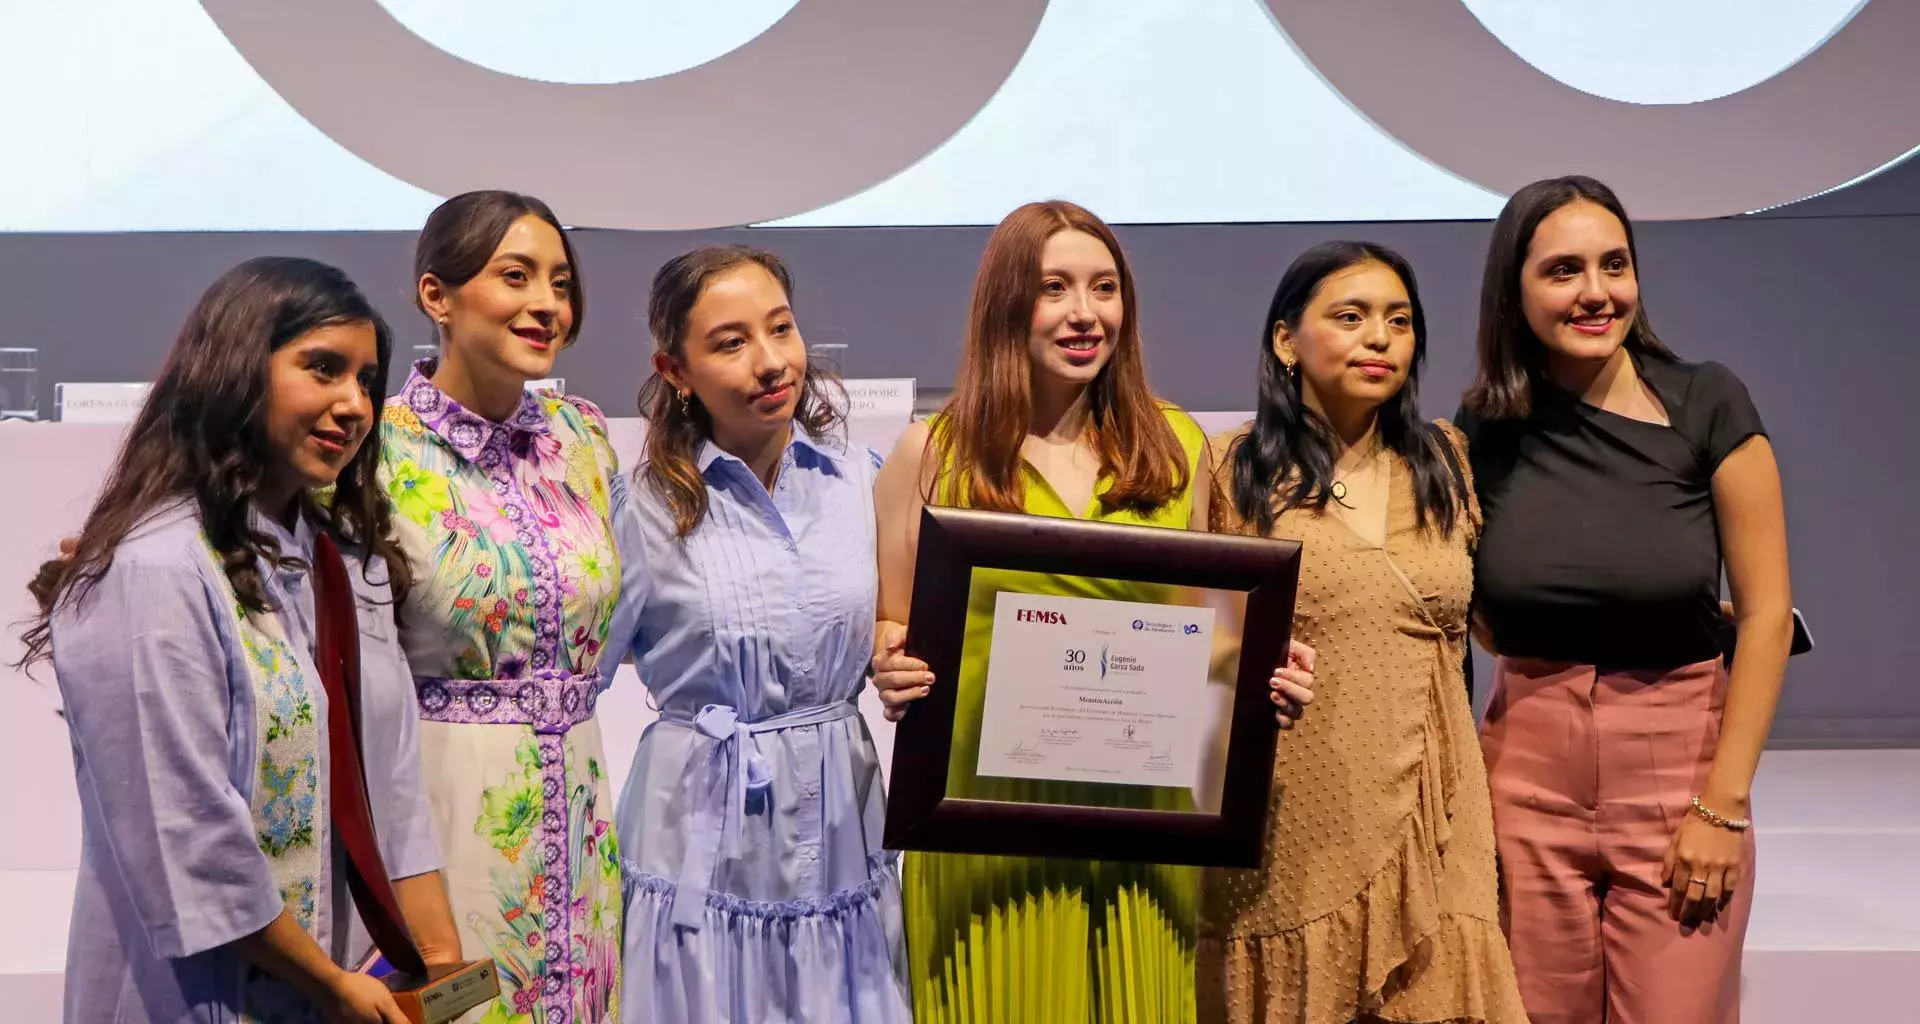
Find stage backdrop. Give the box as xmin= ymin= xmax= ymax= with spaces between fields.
xmin=6 ymin=169 xmax=1918 ymax=744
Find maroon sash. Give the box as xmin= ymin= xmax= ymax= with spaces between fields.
xmin=310 ymin=531 xmax=428 ymax=979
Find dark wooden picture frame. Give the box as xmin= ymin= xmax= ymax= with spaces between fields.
xmin=883 ymin=506 xmax=1302 ymax=868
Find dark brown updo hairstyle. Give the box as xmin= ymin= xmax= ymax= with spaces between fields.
xmin=413 ymin=190 xmax=585 ymax=347
xmin=638 ymin=244 xmax=846 ymax=537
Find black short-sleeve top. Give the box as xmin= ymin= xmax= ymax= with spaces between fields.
xmin=1456 ymin=354 xmax=1766 ymax=670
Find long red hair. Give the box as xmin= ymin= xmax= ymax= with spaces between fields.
xmin=930 ymin=200 xmax=1187 ymax=512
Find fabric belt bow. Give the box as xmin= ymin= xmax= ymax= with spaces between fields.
xmin=665 ymin=699 xmax=860 ymax=929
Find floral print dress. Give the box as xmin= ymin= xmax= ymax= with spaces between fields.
xmin=380 ymin=365 xmax=624 ymax=1024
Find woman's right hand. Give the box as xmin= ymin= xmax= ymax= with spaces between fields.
xmin=871 ymin=620 xmax=933 ymax=722
xmin=321 ymin=969 xmax=409 ymax=1024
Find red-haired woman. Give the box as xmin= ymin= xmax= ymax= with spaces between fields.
xmin=870 ymin=201 xmax=1315 ymax=1021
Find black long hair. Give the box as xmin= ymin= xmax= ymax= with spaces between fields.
xmin=18 ymin=256 xmax=407 ymax=668
xmin=1228 ymin=240 xmax=1462 ymax=536
xmin=1463 ymin=175 xmax=1678 ymax=420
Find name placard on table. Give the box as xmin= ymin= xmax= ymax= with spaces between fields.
xmin=55 ymin=383 xmax=151 ymax=424
xmin=843 ymin=378 xmax=915 ymax=419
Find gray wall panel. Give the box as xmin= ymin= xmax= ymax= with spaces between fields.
xmin=1 ymin=205 xmax=1912 ymax=744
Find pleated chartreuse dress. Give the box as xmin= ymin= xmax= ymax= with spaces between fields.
xmin=906 ymin=406 xmax=1208 ymax=1024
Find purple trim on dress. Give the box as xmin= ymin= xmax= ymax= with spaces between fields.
xmin=536 ymin=732 xmax=569 ymax=1019
xmin=399 ymin=365 xmax=552 ymax=465
xmin=483 ymin=420 xmax=573 ymax=1023
xmin=415 ymin=672 xmax=599 ymax=733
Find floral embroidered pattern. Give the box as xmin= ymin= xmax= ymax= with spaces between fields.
xmin=381 ymin=368 xmax=623 ymax=1023
xmin=467 ymin=738 xmax=622 ymax=1024
xmin=477 ymin=739 xmax=546 ymax=862
xmin=256 ymin=751 xmax=317 ymax=857
xmin=281 ymin=877 xmax=317 ymax=929
xmin=250 ymin=643 xmax=314 ymax=743
xmin=201 ymin=536 xmax=327 ymax=1024
xmin=388 ymin=458 xmax=453 ymax=528
xmin=569 ymin=755 xmax=621 ymax=1020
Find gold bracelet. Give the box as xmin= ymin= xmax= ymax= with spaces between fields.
xmin=1690 ymin=795 xmax=1752 ymax=832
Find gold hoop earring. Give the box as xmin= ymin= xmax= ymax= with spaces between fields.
xmin=676 ymin=390 xmax=691 ymax=415
xmin=1282 ymin=358 xmax=1298 ymax=380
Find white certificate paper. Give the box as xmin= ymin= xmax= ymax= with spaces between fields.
xmin=975 ymin=591 xmax=1216 ymax=788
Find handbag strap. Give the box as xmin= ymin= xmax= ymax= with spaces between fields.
xmin=311 ymin=531 xmax=427 ymax=978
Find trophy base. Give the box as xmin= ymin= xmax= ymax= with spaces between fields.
xmin=383 ymin=959 xmax=499 ymax=1024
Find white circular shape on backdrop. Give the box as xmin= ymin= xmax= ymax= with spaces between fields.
xmin=1263 ymin=0 xmax=1920 ymax=219
xmin=201 ymin=0 xmax=1047 ymax=230
xmin=1459 ymin=0 xmax=1871 ymax=105
xmin=372 ymin=0 xmax=802 ymax=85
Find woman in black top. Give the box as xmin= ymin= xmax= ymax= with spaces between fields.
xmin=1457 ymin=176 xmax=1792 ymax=1024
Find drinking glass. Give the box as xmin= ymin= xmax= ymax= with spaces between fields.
xmin=0 ymin=348 xmax=39 ymax=421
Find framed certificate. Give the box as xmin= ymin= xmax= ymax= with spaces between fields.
xmin=883 ymin=506 xmax=1302 ymax=868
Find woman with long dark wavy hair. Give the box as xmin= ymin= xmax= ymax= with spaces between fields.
xmin=375 ymin=190 xmax=627 ymax=1023
xmin=19 ymin=257 xmax=460 ymax=1023
xmin=868 ymin=200 xmax=1316 ymax=1021
xmin=1199 ymin=241 xmax=1526 ymax=1024
xmin=1459 ymin=176 xmax=1791 ymax=1024
xmin=594 ymin=244 xmax=909 ymax=1021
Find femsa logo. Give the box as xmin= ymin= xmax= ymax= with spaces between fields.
xmin=1017 ymin=609 xmax=1068 ymax=625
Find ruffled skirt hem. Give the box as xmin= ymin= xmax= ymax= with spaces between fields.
xmin=617 ymin=852 xmax=911 ymax=1024
xmin=1199 ymin=813 xmax=1528 ymax=1024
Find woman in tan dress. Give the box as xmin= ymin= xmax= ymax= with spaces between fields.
xmin=1199 ymin=242 xmax=1526 ymax=1024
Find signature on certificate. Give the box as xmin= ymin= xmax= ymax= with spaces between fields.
xmin=1006 ymin=739 xmax=1045 ymax=764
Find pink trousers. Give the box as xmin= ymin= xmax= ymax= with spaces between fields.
xmin=1480 ymin=656 xmax=1753 ymax=1024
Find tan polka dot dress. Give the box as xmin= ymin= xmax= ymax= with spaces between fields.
xmin=1197 ymin=423 xmax=1527 ymax=1024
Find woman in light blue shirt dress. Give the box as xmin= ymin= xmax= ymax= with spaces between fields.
xmin=598 ymin=245 xmax=909 ymax=1023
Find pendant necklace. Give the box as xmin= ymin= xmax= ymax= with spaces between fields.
xmin=1330 ymin=444 xmax=1382 ymax=505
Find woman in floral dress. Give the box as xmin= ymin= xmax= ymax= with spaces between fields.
xmin=380 ymin=191 xmax=624 ymax=1024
